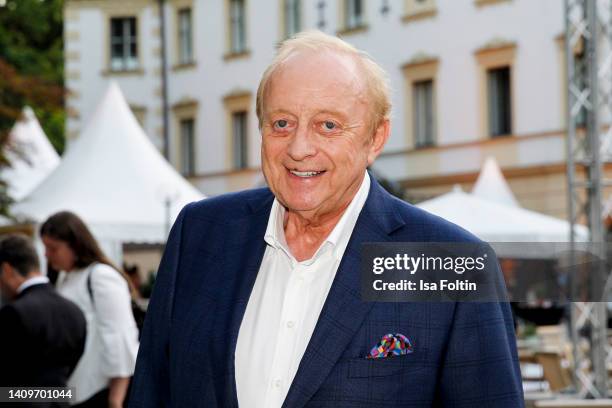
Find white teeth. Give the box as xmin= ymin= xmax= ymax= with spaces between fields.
xmin=290 ymin=170 xmax=323 ymax=177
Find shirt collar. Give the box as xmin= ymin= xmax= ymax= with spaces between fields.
xmin=264 ymin=170 xmax=371 ymax=263
xmin=17 ymin=275 xmax=50 ymax=294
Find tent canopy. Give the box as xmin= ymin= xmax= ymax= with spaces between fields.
xmin=3 ymin=107 xmax=60 ymax=202
xmin=417 ymin=185 xmax=589 ymax=244
xmin=13 ymin=82 xmax=204 ymax=245
xmin=471 ymin=156 xmax=519 ymax=207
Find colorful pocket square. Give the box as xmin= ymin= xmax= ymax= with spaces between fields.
xmin=366 ymin=333 xmax=413 ymax=359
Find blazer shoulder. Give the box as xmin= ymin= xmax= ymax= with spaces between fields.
xmin=12 ymin=285 xmax=84 ymax=322
xmin=0 ymin=303 xmax=22 ymax=327
xmin=181 ymin=187 xmax=273 ymax=221
xmin=387 ymin=194 xmax=483 ymax=243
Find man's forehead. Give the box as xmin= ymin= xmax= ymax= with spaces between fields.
xmin=264 ymin=51 xmax=368 ymax=113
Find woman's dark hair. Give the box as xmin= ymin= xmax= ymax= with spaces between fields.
xmin=40 ymin=211 xmax=136 ymax=296
xmin=41 ymin=211 xmax=112 ymax=269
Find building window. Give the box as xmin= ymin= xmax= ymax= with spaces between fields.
xmin=180 ymin=118 xmax=196 ymax=176
xmin=229 ymin=0 xmax=246 ymax=53
xmin=487 ymin=66 xmax=512 ymax=137
xmin=232 ymin=111 xmax=248 ymax=169
xmin=178 ymin=8 xmax=193 ymax=64
xmin=413 ymin=79 xmax=435 ymax=148
xmin=401 ymin=56 xmax=438 ymax=149
xmin=283 ymin=0 xmax=301 ymax=38
xmin=110 ymin=17 xmax=138 ymax=71
xmin=344 ymin=0 xmax=364 ymax=30
xmin=475 ymin=41 xmax=515 ymax=139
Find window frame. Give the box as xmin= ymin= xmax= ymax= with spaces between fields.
xmin=223 ymin=92 xmax=252 ymax=170
xmin=413 ymin=79 xmax=436 ymax=148
xmin=474 ymin=41 xmax=516 ymax=139
xmin=402 ymin=56 xmax=439 ymax=149
xmin=231 ymin=111 xmax=249 ymax=170
xmin=179 ymin=117 xmax=196 ymax=176
xmin=171 ymin=100 xmax=199 ymax=174
xmin=229 ymin=0 xmax=247 ymax=54
xmin=281 ymin=0 xmax=302 ymax=39
xmin=344 ymin=0 xmax=364 ymax=30
xmin=109 ymin=16 xmax=138 ymax=72
xmin=486 ymin=66 xmax=512 ymax=138
xmin=177 ymin=7 xmax=194 ymax=65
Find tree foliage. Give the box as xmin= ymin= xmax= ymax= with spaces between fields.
xmin=0 ymin=0 xmax=65 ymax=215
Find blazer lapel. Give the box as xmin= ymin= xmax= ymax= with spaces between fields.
xmin=282 ymin=177 xmax=405 ymax=408
xmin=223 ymin=190 xmax=274 ymax=405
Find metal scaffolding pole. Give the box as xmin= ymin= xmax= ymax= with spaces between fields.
xmin=565 ymin=0 xmax=611 ymax=398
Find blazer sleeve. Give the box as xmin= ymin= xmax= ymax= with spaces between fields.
xmin=129 ymin=204 xmax=188 ymax=407
xmin=433 ymin=263 xmax=525 ymax=407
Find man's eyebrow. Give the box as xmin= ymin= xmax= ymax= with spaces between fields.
xmin=265 ymin=108 xmax=351 ymax=120
xmin=266 ymin=109 xmax=295 ymax=117
xmin=315 ymin=109 xmax=350 ymax=121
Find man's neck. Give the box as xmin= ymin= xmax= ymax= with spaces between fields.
xmin=284 ymin=203 xmax=349 ymax=261
xmin=16 ymin=273 xmax=48 ymax=295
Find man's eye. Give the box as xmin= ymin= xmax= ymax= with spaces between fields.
xmin=323 ymin=121 xmax=336 ymax=130
xmin=274 ymin=120 xmax=288 ymax=129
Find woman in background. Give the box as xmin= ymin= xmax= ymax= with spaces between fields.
xmin=40 ymin=211 xmax=139 ymax=408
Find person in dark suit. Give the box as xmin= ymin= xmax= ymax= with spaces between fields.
xmin=0 ymin=234 xmax=87 ymax=389
xmin=130 ymin=30 xmax=524 ymax=407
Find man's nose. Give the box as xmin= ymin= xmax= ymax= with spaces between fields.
xmin=286 ymin=125 xmax=316 ymax=161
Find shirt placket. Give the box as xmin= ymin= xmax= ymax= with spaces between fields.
xmin=264 ymin=259 xmax=308 ymax=407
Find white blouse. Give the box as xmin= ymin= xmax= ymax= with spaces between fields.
xmin=56 ymin=263 xmax=139 ymax=404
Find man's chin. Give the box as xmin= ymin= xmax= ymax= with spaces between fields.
xmin=284 ymin=199 xmax=325 ymax=214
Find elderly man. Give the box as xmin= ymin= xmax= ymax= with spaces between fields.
xmin=130 ymin=31 xmax=523 ymax=407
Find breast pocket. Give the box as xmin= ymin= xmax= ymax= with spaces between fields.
xmin=347 ymin=349 xmax=429 ymax=378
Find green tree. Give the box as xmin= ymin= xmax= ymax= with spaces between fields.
xmin=0 ymin=0 xmax=65 ymax=215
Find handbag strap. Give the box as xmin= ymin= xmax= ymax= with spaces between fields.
xmin=85 ymin=263 xmax=98 ymax=308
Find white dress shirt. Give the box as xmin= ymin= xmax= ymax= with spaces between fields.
xmin=235 ymin=171 xmax=370 ymax=408
xmin=56 ymin=263 xmax=139 ymax=404
xmin=17 ymin=275 xmax=50 ymax=294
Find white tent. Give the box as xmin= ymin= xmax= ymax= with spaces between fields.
xmin=471 ymin=156 xmax=519 ymax=207
xmin=417 ymin=185 xmax=589 ymax=245
xmin=3 ymin=106 xmax=60 ymax=201
xmin=13 ymin=82 xmax=204 ymax=261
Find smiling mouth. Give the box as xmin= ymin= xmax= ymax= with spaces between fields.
xmin=288 ymin=169 xmax=326 ymax=178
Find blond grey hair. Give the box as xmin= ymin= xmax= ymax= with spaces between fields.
xmin=256 ymin=30 xmax=391 ymax=133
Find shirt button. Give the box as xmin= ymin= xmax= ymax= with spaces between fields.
xmin=274 ymin=379 xmax=282 ymax=388
xmin=286 ymin=321 xmax=295 ymax=328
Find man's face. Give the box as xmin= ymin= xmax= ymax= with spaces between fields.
xmin=261 ymin=51 xmax=389 ymax=218
xmin=42 ymin=235 xmax=76 ymax=272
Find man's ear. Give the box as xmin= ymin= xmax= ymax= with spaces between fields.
xmin=367 ymin=119 xmax=390 ymax=165
xmin=0 ymin=262 xmax=14 ymax=279
xmin=0 ymin=262 xmax=8 ymax=277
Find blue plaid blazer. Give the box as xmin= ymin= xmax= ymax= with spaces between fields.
xmin=129 ymin=176 xmax=524 ymax=407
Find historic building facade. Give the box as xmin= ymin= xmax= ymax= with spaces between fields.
xmin=65 ymin=0 xmax=601 ymax=219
